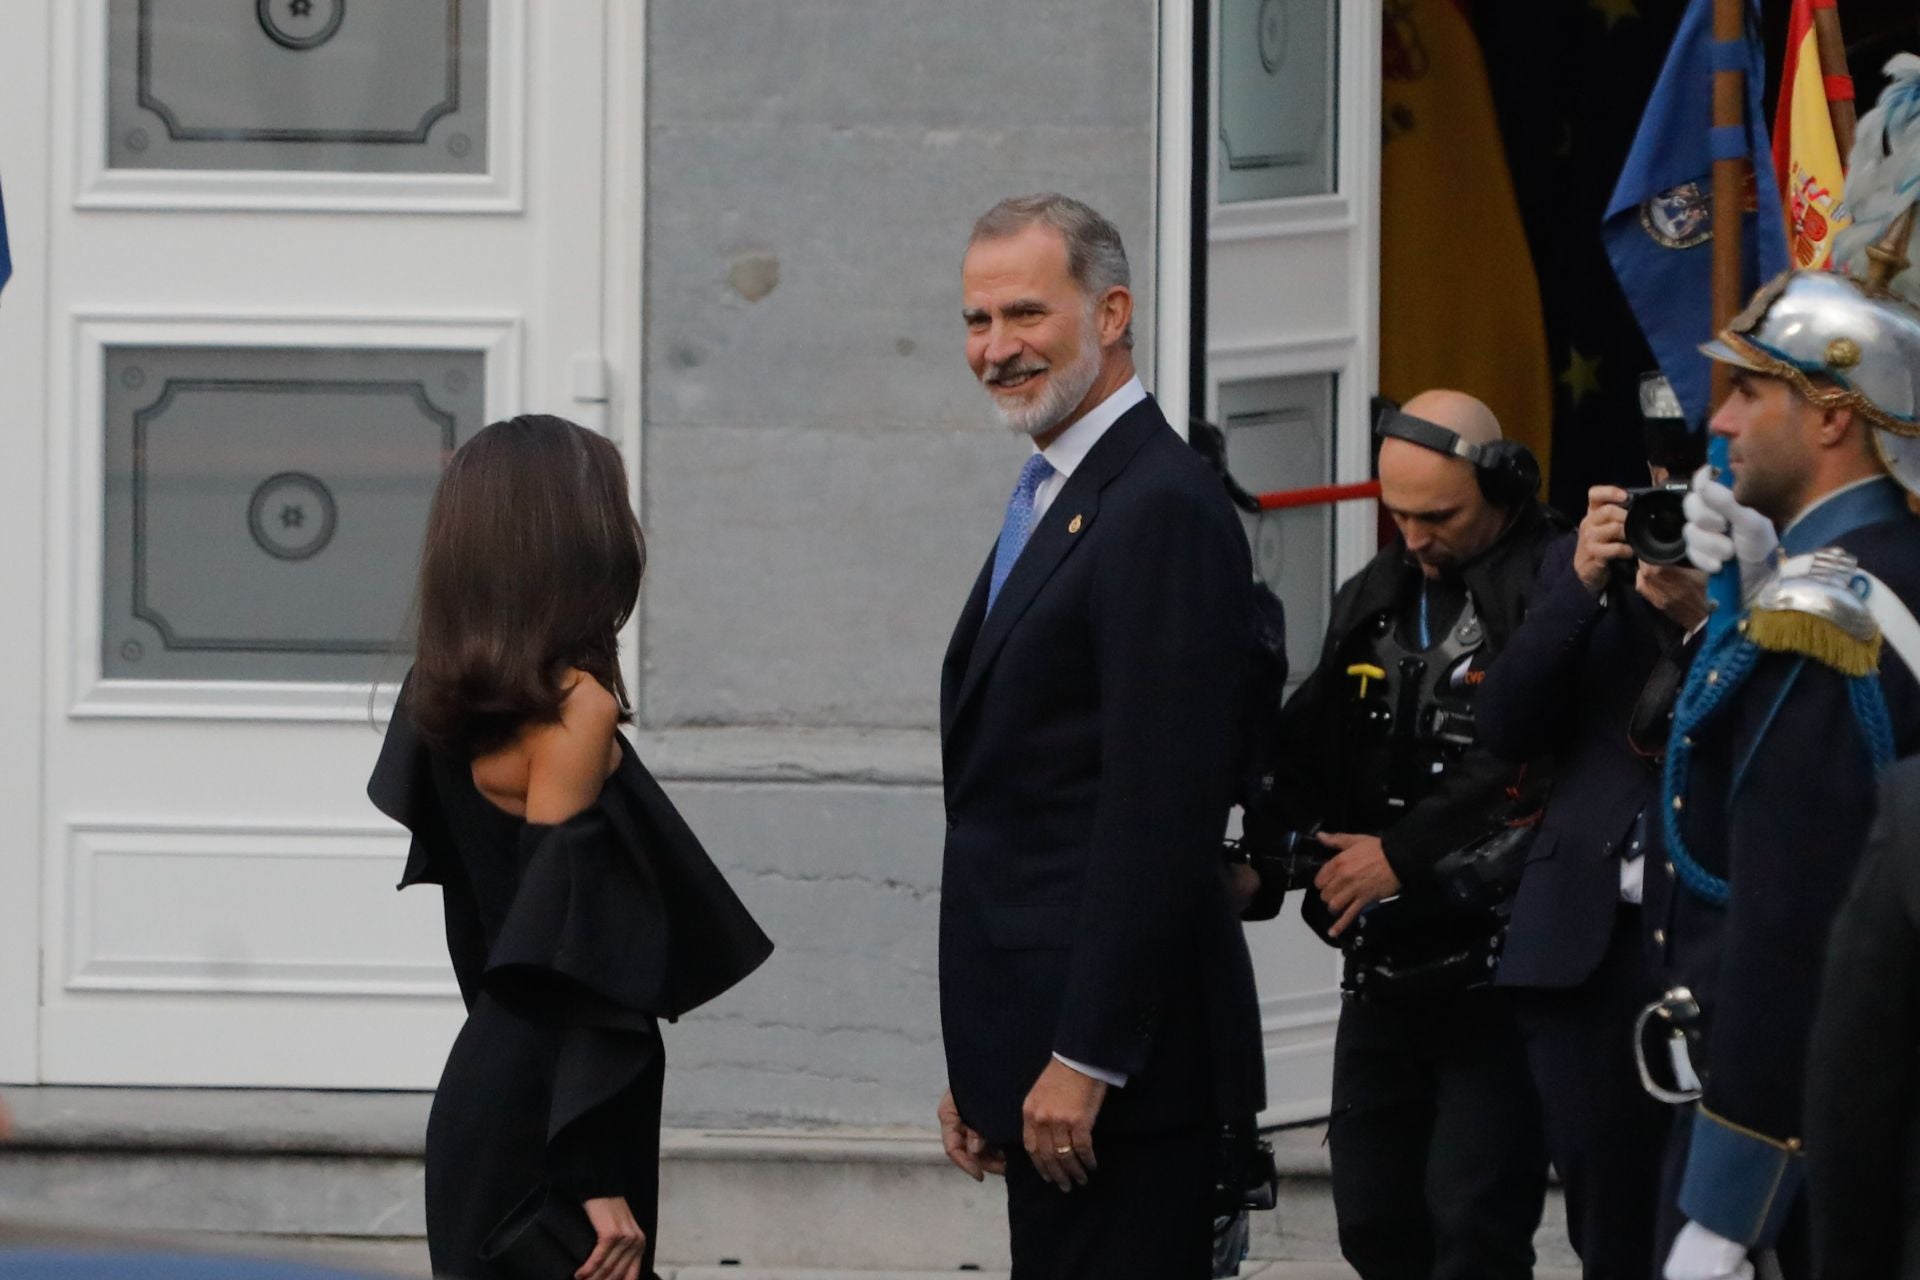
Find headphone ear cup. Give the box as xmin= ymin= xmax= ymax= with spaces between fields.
xmin=1474 ymin=441 xmax=1541 ymax=506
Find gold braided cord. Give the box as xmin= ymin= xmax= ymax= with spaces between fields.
xmin=1714 ymin=330 xmax=1920 ymax=438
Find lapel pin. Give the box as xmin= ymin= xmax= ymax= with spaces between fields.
xmin=1068 ymin=514 xmax=1084 ymax=534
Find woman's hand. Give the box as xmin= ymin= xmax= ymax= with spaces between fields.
xmin=576 ymin=1195 xmax=646 ymax=1280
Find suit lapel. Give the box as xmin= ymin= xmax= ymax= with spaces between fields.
xmin=941 ymin=551 xmax=994 ymax=737
xmin=949 ymin=398 xmax=1166 ymax=725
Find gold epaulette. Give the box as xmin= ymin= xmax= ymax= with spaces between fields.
xmin=1742 ymin=549 xmax=1883 ymax=678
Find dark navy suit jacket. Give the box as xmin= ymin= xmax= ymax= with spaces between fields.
xmin=1480 ymin=532 xmax=1682 ymax=990
xmin=937 ymin=395 xmax=1265 ymax=1146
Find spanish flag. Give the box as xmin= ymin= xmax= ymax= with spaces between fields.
xmin=1772 ymin=0 xmax=1852 ymax=269
xmin=1380 ymin=0 xmax=1553 ymax=481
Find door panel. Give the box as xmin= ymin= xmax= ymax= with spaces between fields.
xmin=30 ymin=0 xmax=614 ymax=1087
xmin=1198 ymin=0 xmax=1381 ymax=1123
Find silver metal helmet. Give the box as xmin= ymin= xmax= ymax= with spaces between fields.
xmin=1700 ymin=215 xmax=1920 ymax=496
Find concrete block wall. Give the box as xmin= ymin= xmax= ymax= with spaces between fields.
xmin=638 ymin=0 xmax=1162 ymax=1128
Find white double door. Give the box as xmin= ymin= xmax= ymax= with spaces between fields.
xmin=1161 ymin=0 xmax=1384 ymax=1121
xmin=0 ymin=0 xmax=640 ymax=1087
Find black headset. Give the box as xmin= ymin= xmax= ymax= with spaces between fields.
xmin=1373 ymin=403 xmax=1541 ymax=507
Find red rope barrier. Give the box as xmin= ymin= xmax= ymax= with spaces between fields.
xmin=1255 ymin=479 xmax=1382 ymax=512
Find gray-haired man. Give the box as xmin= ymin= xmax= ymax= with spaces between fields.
xmin=933 ymin=193 xmax=1265 ymax=1276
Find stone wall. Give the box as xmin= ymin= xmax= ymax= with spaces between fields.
xmin=641 ymin=0 xmax=1161 ymax=1126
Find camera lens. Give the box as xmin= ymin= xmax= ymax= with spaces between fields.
xmin=1625 ymin=487 xmax=1690 ymax=566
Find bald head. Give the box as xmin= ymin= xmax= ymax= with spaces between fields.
xmin=1379 ymin=389 xmax=1512 ymax=579
xmin=1401 ymin=389 xmax=1503 ymax=447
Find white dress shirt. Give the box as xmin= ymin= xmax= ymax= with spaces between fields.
xmin=1031 ymin=376 xmax=1147 ymax=523
xmin=1035 ymin=375 xmax=1148 ymax=1091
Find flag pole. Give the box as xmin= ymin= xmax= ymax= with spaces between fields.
xmin=1811 ymin=1 xmax=1858 ymax=161
xmin=1711 ymin=0 xmax=1745 ymax=350
xmin=1707 ymin=0 xmax=1747 ymax=636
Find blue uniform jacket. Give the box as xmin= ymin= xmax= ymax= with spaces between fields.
xmin=1650 ymin=477 xmax=1920 ymax=1247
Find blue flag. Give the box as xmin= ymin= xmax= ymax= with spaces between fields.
xmin=1603 ymin=0 xmax=1788 ymax=430
xmin=0 ymin=177 xmax=11 ymax=300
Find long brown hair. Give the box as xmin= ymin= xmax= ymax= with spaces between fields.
xmin=408 ymin=415 xmax=644 ymax=758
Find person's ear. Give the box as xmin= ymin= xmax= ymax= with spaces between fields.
xmin=1096 ymin=286 xmax=1133 ymax=348
xmin=1816 ymin=404 xmax=1856 ymax=448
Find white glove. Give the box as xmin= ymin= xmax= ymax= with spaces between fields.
xmin=1664 ymin=1221 xmax=1756 ymax=1280
xmin=1682 ymin=464 xmax=1779 ymax=593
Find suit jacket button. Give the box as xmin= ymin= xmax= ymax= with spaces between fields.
xmin=1653 ymin=928 xmax=1667 ymax=945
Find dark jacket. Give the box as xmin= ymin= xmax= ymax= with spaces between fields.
xmin=938 ymin=395 xmax=1265 ymax=1146
xmin=1268 ymin=499 xmax=1564 ymax=891
xmin=1649 ymin=490 xmax=1920 ymax=1248
xmin=1806 ymin=754 xmax=1920 ymax=1279
xmin=1479 ymin=532 xmax=1684 ymax=988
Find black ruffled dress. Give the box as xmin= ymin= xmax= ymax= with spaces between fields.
xmin=368 ymin=682 xmax=773 ymax=1279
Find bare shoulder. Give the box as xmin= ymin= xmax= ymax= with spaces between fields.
xmin=558 ymin=669 xmax=621 ymax=730
xmin=521 ymin=671 xmax=622 ymax=823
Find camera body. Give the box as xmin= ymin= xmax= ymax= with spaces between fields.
xmin=1236 ymin=823 xmax=1327 ymax=893
xmin=1622 ymin=482 xmax=1692 ymax=566
xmin=1214 ymin=1125 xmax=1280 ymax=1214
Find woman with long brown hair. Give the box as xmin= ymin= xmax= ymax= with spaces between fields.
xmin=369 ymin=415 xmax=772 ymax=1280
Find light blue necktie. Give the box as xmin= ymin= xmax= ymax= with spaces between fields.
xmin=987 ymin=453 xmax=1056 ymax=613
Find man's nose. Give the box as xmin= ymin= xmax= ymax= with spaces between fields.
xmin=1707 ymin=402 xmax=1738 ymax=438
xmin=982 ymin=323 xmax=1022 ymax=367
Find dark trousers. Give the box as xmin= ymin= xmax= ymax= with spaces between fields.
xmin=1329 ymin=986 xmax=1549 ymax=1280
xmin=1656 ymin=1111 xmax=1811 ymax=1280
xmin=1512 ymin=906 xmax=1675 ymax=1280
xmin=1005 ymin=1126 xmax=1214 ymax=1279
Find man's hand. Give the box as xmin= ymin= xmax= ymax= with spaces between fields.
xmin=1637 ymin=561 xmax=1710 ymax=632
xmin=1021 ymin=1058 xmax=1108 ymax=1191
xmin=576 ymin=1196 xmax=646 ymax=1280
xmin=1313 ymin=833 xmax=1401 ymax=939
xmin=1575 ymin=485 xmax=1635 ymax=594
xmin=938 ymin=1087 xmax=1005 ymax=1182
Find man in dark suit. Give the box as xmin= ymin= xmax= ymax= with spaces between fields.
xmin=1478 ymin=424 xmax=1708 ymax=1280
xmin=935 ymin=193 xmax=1264 ymax=1278
xmin=1805 ymin=754 xmax=1920 ymax=1277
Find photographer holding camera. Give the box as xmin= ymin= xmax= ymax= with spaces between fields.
xmin=1234 ymin=389 xmax=1561 ymax=1280
xmin=1476 ymin=378 xmax=1708 ymax=1280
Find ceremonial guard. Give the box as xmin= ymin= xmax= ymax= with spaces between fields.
xmin=1650 ymin=220 xmax=1920 ymax=1280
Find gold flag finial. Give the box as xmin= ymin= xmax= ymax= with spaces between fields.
xmin=1864 ymin=201 xmax=1919 ymax=292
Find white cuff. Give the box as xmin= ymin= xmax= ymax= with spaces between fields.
xmin=1619 ymin=852 xmax=1645 ymax=904
xmin=1053 ymin=1052 xmax=1127 ymax=1088
xmin=1663 ymin=1221 xmax=1754 ymax=1280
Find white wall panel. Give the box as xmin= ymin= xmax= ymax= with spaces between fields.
xmin=63 ymin=823 xmax=453 ymax=998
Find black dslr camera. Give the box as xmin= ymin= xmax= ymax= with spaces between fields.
xmin=1622 ymin=482 xmax=1692 ymax=565
xmin=1626 ymin=372 xmax=1707 ymax=567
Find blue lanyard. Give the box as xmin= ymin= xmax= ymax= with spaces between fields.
xmin=1417 ymin=583 xmax=1431 ymax=650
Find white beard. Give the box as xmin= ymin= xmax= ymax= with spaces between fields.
xmin=986 ymin=326 xmax=1104 ymax=438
